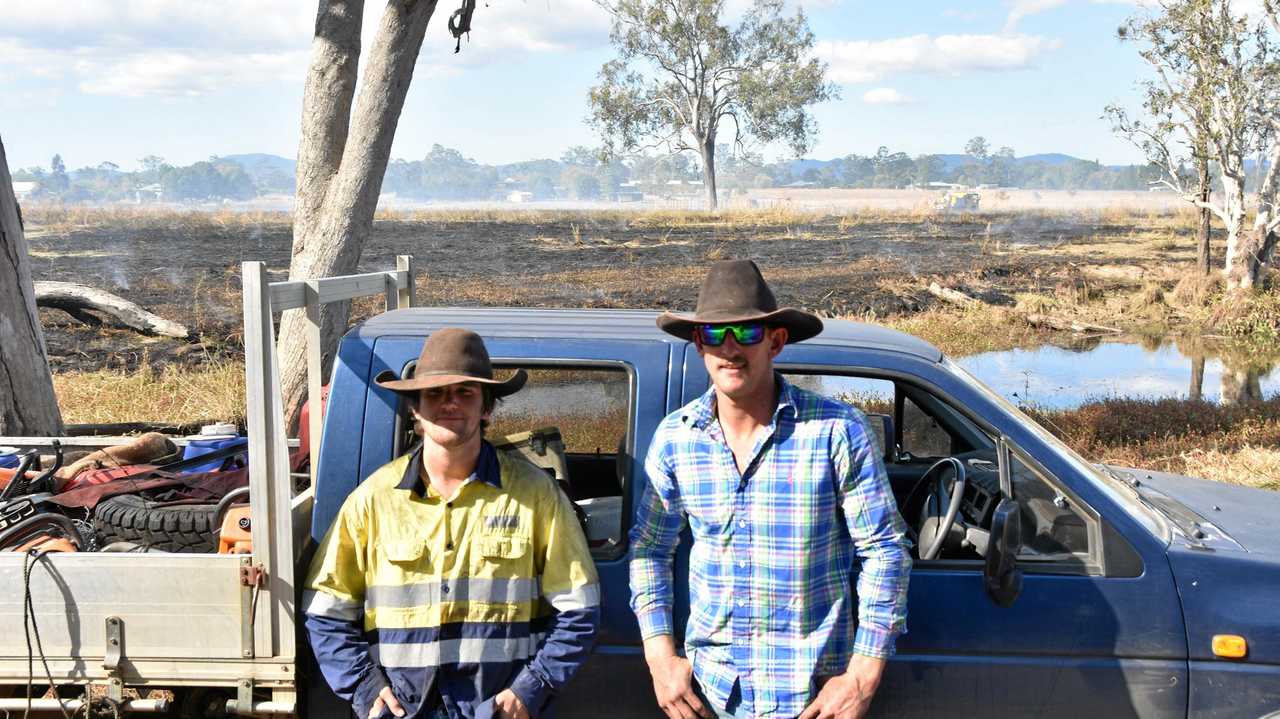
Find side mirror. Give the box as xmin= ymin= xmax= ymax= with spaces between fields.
xmin=984 ymin=498 xmax=1024 ymax=607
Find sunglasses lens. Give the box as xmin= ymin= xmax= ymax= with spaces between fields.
xmin=697 ymin=325 xmax=729 ymax=345
xmin=731 ymin=324 xmax=765 ymax=345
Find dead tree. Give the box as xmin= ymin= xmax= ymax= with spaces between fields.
xmin=276 ymin=0 xmax=440 ymax=431
xmin=0 ymin=134 xmax=64 ymax=436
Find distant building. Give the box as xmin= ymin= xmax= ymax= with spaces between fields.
xmin=507 ymin=190 xmax=534 ymax=203
xmin=134 ymin=183 xmax=163 ymax=203
xmin=615 ymin=189 xmax=644 ymax=202
xmin=11 ymin=181 xmax=37 ymax=200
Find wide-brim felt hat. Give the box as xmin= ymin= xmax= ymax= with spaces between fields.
xmin=375 ymin=327 xmax=527 ymax=397
xmin=657 ymin=259 xmax=823 ymax=344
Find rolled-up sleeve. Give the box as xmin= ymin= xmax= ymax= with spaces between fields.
xmin=628 ymin=433 xmax=688 ymax=640
xmin=835 ymin=411 xmax=912 ymax=659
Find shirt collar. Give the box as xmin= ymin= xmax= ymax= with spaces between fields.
xmin=396 ymin=440 xmax=502 ymax=497
xmin=683 ymin=372 xmax=798 ymax=430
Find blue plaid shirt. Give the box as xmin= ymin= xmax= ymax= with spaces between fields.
xmin=630 ymin=377 xmax=911 ymax=718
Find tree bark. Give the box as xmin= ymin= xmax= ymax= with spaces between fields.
xmin=35 ymin=281 xmax=190 ymax=338
xmin=1196 ymin=156 xmax=1211 ymax=276
xmin=1221 ymin=169 xmax=1250 ymax=288
xmin=0 ymin=134 xmax=64 ymax=436
xmin=700 ymin=137 xmax=718 ymax=211
xmin=277 ymin=0 xmax=438 ymax=431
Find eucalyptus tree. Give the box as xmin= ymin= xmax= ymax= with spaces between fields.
xmin=588 ymin=0 xmax=835 ymax=209
xmin=0 ymin=134 xmax=63 ymax=435
xmin=1109 ymin=0 xmax=1280 ymax=288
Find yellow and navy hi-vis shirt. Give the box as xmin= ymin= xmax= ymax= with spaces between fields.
xmin=302 ymin=442 xmax=601 ymax=719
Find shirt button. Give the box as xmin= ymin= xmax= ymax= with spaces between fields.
xmin=738 ymin=561 xmax=748 ymax=569
xmin=446 ymin=542 xmax=454 ymax=550
xmin=446 ymin=502 xmax=453 ymax=508
xmin=737 ymin=520 xmax=746 ymax=528
xmin=441 ymin=583 xmax=449 ymax=594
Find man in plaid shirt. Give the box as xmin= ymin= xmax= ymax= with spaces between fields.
xmin=630 ymin=260 xmax=912 ymax=719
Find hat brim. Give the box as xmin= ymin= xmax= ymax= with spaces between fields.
xmin=374 ymin=367 xmax=528 ymax=398
xmin=656 ymin=307 xmax=824 ymax=344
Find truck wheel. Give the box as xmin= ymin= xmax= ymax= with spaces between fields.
xmin=93 ymin=494 xmax=219 ymax=553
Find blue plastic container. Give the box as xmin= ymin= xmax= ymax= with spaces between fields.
xmin=180 ymin=436 xmax=247 ymax=473
xmin=0 ymin=448 xmax=19 ymax=469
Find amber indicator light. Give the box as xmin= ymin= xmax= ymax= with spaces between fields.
xmin=1212 ymin=634 xmax=1247 ymax=659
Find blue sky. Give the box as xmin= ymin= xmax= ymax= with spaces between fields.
xmin=0 ymin=0 xmax=1158 ymax=172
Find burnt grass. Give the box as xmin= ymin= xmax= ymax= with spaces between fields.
xmin=23 ymin=211 xmax=1202 ymax=373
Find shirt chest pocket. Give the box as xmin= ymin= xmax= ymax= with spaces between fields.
xmin=471 ymin=533 xmax=531 ymax=576
xmin=373 ymin=539 xmax=431 ymax=583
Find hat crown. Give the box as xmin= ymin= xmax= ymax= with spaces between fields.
xmin=417 ymin=328 xmax=494 ymax=379
xmin=694 ymin=259 xmax=778 ymax=321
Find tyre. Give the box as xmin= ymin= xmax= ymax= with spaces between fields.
xmin=93 ymin=494 xmax=219 ymax=553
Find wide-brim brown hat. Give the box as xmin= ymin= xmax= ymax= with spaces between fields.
xmin=657 ymin=259 xmax=823 ymax=344
xmin=375 ymin=327 xmax=527 ymax=397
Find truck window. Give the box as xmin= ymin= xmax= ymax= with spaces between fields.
xmin=901 ymin=395 xmax=951 ymax=458
xmin=1009 ymin=450 xmax=1094 ymax=561
xmin=394 ymin=364 xmax=631 ymax=557
xmin=781 ymin=373 xmax=893 ymax=452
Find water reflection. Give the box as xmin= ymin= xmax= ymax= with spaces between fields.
xmin=956 ymin=338 xmax=1278 ymax=409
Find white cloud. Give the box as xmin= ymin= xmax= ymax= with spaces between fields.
xmin=0 ymin=0 xmax=612 ymax=98
xmin=1004 ymin=0 xmax=1069 ymax=32
xmin=862 ymin=87 xmax=912 ymax=105
xmin=817 ymin=33 xmax=1064 ymax=84
xmin=77 ymin=51 xmax=308 ymax=98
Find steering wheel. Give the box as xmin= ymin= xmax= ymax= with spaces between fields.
xmin=904 ymin=457 xmax=967 ymax=561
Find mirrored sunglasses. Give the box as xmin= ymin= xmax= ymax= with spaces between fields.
xmin=696 ymin=323 xmax=766 ymax=346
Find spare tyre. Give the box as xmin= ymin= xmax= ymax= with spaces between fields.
xmin=93 ymin=494 xmax=219 ymax=553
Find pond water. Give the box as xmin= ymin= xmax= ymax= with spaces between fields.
xmin=956 ymin=338 xmax=1280 ymax=409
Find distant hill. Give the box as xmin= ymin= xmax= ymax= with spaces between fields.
xmin=222 ymin=153 xmax=296 ymax=193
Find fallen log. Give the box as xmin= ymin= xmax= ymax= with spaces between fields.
xmin=35 ymin=281 xmax=190 ymax=338
xmin=1022 ymin=313 xmax=1121 ymax=334
xmin=926 ymin=282 xmax=1121 ymax=334
xmin=927 ymin=282 xmax=982 ymax=308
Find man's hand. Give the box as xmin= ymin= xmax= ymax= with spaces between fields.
xmin=368 ymin=686 xmax=406 ymax=719
xmin=644 ymin=636 xmax=711 ymax=719
xmin=797 ymin=655 xmax=886 ymax=719
xmin=493 ymin=689 xmax=531 ymax=719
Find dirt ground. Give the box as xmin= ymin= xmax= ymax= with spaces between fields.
xmin=21 ymin=205 xmax=1227 ymax=372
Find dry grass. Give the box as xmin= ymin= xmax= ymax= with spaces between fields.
xmin=878 ymin=305 xmax=1052 ymax=356
xmin=52 ymin=359 xmax=246 ymax=426
xmin=23 ymin=204 xmax=291 ymax=232
xmin=1026 ymin=397 xmax=1280 ymax=491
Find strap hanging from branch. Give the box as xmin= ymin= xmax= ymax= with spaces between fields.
xmin=448 ymin=0 xmax=477 ymax=53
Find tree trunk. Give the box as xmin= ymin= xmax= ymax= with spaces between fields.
xmin=1221 ymin=170 xmax=1250 ymax=288
xmin=0 ymin=134 xmax=64 ymax=436
xmin=700 ymin=137 xmax=718 ymax=211
xmin=1196 ymin=156 xmax=1211 ymax=276
xmin=277 ymin=0 xmax=438 ymax=432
